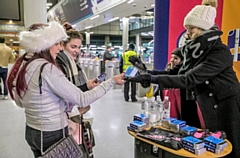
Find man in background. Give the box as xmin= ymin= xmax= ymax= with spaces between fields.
xmin=0 ymin=37 xmax=15 ymax=99
xmin=120 ymin=43 xmax=139 ymax=102
xmin=103 ymin=46 xmax=114 ymax=72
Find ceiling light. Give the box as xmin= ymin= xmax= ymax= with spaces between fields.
xmin=46 ymin=3 xmax=52 ymax=6
xmin=90 ymin=15 xmax=99 ymax=20
xmin=127 ymin=0 xmax=134 ymax=3
xmin=146 ymin=11 xmax=153 ymax=14
xmin=151 ymin=4 xmax=155 ymax=7
xmin=46 ymin=6 xmax=50 ymax=9
xmin=85 ymin=26 xmax=92 ymax=29
xmin=108 ymin=17 xmax=119 ymax=22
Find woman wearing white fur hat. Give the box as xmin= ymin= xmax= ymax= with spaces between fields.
xmin=129 ymin=5 xmax=240 ymax=158
xmin=6 ymin=21 xmax=125 ymax=157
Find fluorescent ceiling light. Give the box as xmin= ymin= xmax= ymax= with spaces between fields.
xmin=46 ymin=3 xmax=52 ymax=6
xmin=147 ymin=11 xmax=153 ymax=14
xmin=85 ymin=26 xmax=92 ymax=29
xmin=127 ymin=0 xmax=134 ymax=4
xmin=90 ymin=15 xmax=99 ymax=20
xmin=108 ymin=17 xmax=119 ymax=22
xmin=151 ymin=4 xmax=155 ymax=7
xmin=46 ymin=6 xmax=50 ymax=9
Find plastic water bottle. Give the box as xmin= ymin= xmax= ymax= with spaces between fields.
xmin=141 ymin=97 xmax=149 ymax=116
xmin=148 ymin=97 xmax=159 ymax=127
xmin=162 ymin=96 xmax=171 ymax=119
xmin=156 ymin=95 xmax=163 ymax=125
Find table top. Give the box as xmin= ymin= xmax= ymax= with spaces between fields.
xmin=128 ymin=130 xmax=232 ymax=158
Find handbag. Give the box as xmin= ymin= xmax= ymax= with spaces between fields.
xmin=38 ymin=63 xmax=84 ymax=158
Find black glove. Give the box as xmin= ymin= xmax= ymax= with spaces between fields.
xmin=128 ymin=56 xmax=147 ymax=72
xmin=128 ymin=74 xmax=151 ymax=88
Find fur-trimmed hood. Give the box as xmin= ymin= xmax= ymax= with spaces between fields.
xmin=19 ymin=21 xmax=68 ymax=53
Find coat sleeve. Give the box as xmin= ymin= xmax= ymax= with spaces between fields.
xmin=157 ymin=45 xmax=232 ymax=90
xmin=42 ymin=64 xmax=115 ymax=108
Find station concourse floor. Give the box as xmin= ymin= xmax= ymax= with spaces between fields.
xmin=0 ymin=88 xmax=143 ymax=158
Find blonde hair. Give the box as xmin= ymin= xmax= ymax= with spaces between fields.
xmin=201 ymin=0 xmax=218 ymax=8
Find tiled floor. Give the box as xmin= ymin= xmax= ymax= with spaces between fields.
xmin=0 ymin=88 xmax=142 ymax=158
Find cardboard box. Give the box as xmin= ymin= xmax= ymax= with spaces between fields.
xmin=127 ymin=126 xmax=136 ymax=132
xmin=204 ymin=144 xmax=223 ymax=154
xmin=130 ymin=120 xmax=147 ymax=131
xmin=182 ymin=136 xmax=205 ymax=149
xmin=162 ymin=118 xmax=177 ymax=129
xmin=169 ymin=120 xmax=186 ymax=133
xmin=180 ymin=126 xmax=197 ymax=135
xmin=134 ymin=114 xmax=149 ymax=124
xmin=183 ymin=144 xmax=206 ymax=155
xmin=204 ymin=136 xmax=227 ymax=149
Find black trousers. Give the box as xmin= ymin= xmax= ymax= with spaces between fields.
xmin=0 ymin=67 xmax=8 ymax=95
xmin=124 ymin=80 xmax=137 ymax=100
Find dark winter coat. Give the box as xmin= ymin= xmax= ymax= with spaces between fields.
xmin=155 ymin=30 xmax=240 ymax=158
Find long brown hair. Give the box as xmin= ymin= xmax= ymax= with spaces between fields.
xmin=7 ymin=23 xmax=60 ymax=99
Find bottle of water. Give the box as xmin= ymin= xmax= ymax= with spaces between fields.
xmin=147 ymin=97 xmax=159 ymax=127
xmin=141 ymin=97 xmax=149 ymax=116
xmin=156 ymin=95 xmax=163 ymax=125
xmin=162 ymin=96 xmax=171 ymax=119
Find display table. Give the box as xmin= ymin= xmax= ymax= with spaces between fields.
xmin=128 ymin=130 xmax=232 ymax=158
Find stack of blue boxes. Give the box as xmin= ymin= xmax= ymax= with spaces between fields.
xmin=182 ymin=136 xmax=206 ymax=155
xmin=180 ymin=127 xmax=228 ymax=155
xmin=127 ymin=113 xmax=149 ymax=132
xmin=204 ymin=136 xmax=228 ymax=154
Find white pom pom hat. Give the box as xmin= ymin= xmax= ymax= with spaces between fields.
xmin=184 ymin=5 xmax=216 ymax=30
xmin=19 ymin=21 xmax=68 ymax=53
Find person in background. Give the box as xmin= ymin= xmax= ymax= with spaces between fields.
xmin=56 ymin=25 xmax=97 ymax=157
xmin=103 ymin=46 xmax=114 ymax=72
xmin=6 ymin=21 xmax=125 ymax=158
xmin=0 ymin=37 xmax=15 ymax=100
xmin=150 ymin=48 xmax=184 ymax=119
xmin=120 ymin=43 xmax=139 ymax=102
xmin=165 ymin=48 xmax=183 ymax=71
xmin=128 ymin=5 xmax=240 ymax=158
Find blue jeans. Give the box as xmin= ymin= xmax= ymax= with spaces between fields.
xmin=25 ymin=125 xmax=69 ymax=158
xmin=0 ymin=67 xmax=8 ymax=95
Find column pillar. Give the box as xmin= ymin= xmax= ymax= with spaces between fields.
xmin=122 ymin=17 xmax=129 ymax=52
xmin=105 ymin=35 xmax=110 ymax=47
xmin=23 ymin=0 xmax=47 ymax=28
xmin=135 ymin=34 xmax=141 ymax=53
xmin=153 ymin=0 xmax=170 ymax=70
xmin=85 ymin=32 xmax=91 ymax=54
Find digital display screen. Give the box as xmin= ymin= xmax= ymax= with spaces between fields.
xmin=0 ymin=0 xmax=20 ymax=21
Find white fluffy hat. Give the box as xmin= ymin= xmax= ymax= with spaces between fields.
xmin=184 ymin=5 xmax=216 ymax=30
xmin=19 ymin=21 xmax=68 ymax=53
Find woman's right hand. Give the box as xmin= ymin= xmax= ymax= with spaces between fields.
xmin=113 ymin=73 xmax=125 ymax=85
